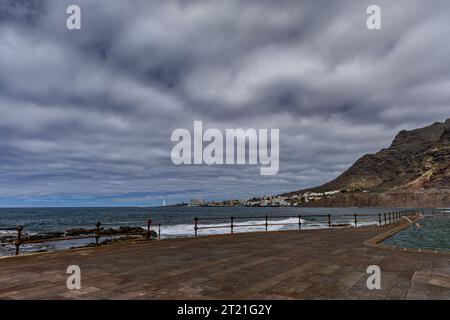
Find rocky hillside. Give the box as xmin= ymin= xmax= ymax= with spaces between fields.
xmin=292 ymin=118 xmax=450 ymax=194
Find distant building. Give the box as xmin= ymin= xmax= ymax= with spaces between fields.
xmin=189 ymin=199 xmax=205 ymax=206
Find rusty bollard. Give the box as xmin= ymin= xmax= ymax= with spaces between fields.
xmin=146 ymin=219 xmax=152 ymax=241
xmin=15 ymin=225 xmax=23 ymax=256
xmin=95 ymin=221 xmax=101 ymax=246
xmin=194 ymin=217 xmax=198 ymax=237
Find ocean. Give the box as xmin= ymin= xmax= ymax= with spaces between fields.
xmin=0 ymin=206 xmax=400 ymax=256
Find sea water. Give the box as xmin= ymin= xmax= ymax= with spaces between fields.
xmin=0 ymin=206 xmax=401 ymax=256
xmin=382 ymin=216 xmax=450 ymax=251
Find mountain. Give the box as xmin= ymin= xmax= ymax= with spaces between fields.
xmin=289 ymin=118 xmax=450 ymax=195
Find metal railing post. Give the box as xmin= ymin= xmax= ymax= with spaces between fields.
xmin=95 ymin=221 xmax=102 ymax=246
xmin=146 ymin=219 xmax=152 ymax=241
xmin=15 ymin=225 xmax=23 ymax=256
xmin=384 ymin=213 xmax=387 ymax=225
xmin=378 ymin=214 xmax=382 ymax=227
xmin=388 ymin=212 xmax=392 ymax=224
xmin=158 ymin=223 xmax=161 ymax=240
xmin=194 ymin=217 xmax=198 ymax=237
xmin=230 ymin=216 xmax=234 ymax=234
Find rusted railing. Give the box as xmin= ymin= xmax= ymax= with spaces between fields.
xmin=6 ymin=218 xmax=163 ymax=256
xmin=193 ymin=210 xmax=418 ymax=237
xmin=3 ymin=209 xmax=422 ymax=255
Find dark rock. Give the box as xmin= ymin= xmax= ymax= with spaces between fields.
xmin=24 ymin=231 xmax=65 ymax=241
xmin=65 ymin=228 xmax=96 ymax=236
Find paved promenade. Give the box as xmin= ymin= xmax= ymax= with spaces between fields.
xmin=0 ymin=222 xmax=449 ymax=299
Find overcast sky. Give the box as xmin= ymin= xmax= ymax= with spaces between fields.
xmin=0 ymin=0 xmax=449 ymax=207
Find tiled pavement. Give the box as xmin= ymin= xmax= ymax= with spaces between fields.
xmin=0 ymin=223 xmax=449 ymax=299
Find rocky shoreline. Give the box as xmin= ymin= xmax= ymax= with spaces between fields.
xmin=0 ymin=226 xmax=158 ymax=245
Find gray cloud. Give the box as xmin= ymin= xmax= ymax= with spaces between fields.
xmin=0 ymin=0 xmax=450 ymax=206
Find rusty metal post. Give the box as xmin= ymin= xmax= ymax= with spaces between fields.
xmin=230 ymin=216 xmax=234 ymax=234
xmin=378 ymin=214 xmax=382 ymax=227
xmin=328 ymin=214 xmax=331 ymax=228
xmin=298 ymin=215 xmax=302 ymax=230
xmin=158 ymin=223 xmax=161 ymax=241
xmin=95 ymin=221 xmax=101 ymax=246
xmin=354 ymin=214 xmax=357 ymax=228
xmin=194 ymin=217 xmax=198 ymax=237
xmin=265 ymin=215 xmax=268 ymax=232
xmin=146 ymin=219 xmax=152 ymax=241
xmin=15 ymin=225 xmax=23 ymax=256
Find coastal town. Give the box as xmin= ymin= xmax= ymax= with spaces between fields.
xmin=184 ymin=189 xmax=369 ymax=207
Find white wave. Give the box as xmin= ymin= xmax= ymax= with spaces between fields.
xmin=158 ymin=217 xmax=342 ymax=239
xmin=0 ymin=230 xmax=16 ymax=237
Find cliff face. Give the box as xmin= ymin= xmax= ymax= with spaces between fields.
xmin=309 ymin=119 xmax=450 ymax=193
xmin=304 ymin=191 xmax=450 ymax=208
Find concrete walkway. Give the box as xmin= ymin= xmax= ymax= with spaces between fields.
xmin=0 ymin=223 xmax=449 ymax=299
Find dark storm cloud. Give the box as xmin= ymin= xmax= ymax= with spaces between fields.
xmin=0 ymin=0 xmax=450 ymax=206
